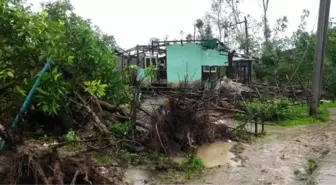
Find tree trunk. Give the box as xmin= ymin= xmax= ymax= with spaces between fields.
xmin=262 ymin=0 xmax=270 ymax=43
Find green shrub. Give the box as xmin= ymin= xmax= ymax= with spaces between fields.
xmin=184 ymin=155 xmax=204 ymax=172
xmin=239 ymin=98 xmax=336 ymax=127
xmin=243 ymin=98 xmax=291 ymax=122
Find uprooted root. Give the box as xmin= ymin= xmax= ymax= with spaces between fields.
xmin=0 ymin=142 xmax=125 ymax=185
xmin=149 ymin=95 xmax=236 ymax=154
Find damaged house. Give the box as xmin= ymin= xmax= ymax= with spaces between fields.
xmin=117 ymin=39 xmax=253 ymax=88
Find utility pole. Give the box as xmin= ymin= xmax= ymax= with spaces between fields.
xmin=310 ymin=0 xmax=331 ymax=115
xmin=244 ymin=16 xmax=249 ymax=55
xmin=319 ymin=0 xmax=331 ymax=99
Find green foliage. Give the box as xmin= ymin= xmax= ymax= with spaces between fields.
xmin=254 ymin=9 xmax=336 ymax=99
xmin=182 ymin=155 xmax=204 ymax=180
xmin=0 ymin=0 xmax=128 ymax=116
xmin=121 ymin=150 xmax=132 ymax=165
xmin=144 ymin=65 xmax=157 ymax=81
xmin=0 ymin=67 xmax=14 ymax=81
xmin=34 ymin=67 xmax=69 ymax=115
xmin=65 ymin=130 xmax=77 ymax=141
xmin=184 ymin=155 xmax=204 ymax=172
xmin=106 ymin=120 xmax=132 ymax=136
xmin=243 ymin=98 xmax=292 ymax=122
xmin=62 ymin=130 xmax=83 ymax=151
xmin=84 ymin=80 xmax=108 ymax=98
xmin=123 ymin=65 xmax=137 ymax=83
xmin=239 ymin=98 xmax=336 ymax=127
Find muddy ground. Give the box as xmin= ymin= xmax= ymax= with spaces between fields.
xmin=182 ymin=108 xmax=336 ymax=185
xmin=136 ymin=95 xmax=336 ymax=185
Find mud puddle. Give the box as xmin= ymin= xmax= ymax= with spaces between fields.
xmin=197 ymin=141 xmax=240 ymax=168
xmin=173 ymin=141 xmax=240 ymax=168
xmin=124 ymin=141 xmax=239 ymax=185
xmin=124 ymin=168 xmax=154 ymax=185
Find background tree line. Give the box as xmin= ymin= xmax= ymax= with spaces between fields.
xmin=177 ymin=0 xmax=336 ymax=96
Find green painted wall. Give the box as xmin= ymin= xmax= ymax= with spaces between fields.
xmin=166 ymin=43 xmax=228 ymax=83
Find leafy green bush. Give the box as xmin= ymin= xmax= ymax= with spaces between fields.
xmin=239 ymin=98 xmax=336 ymax=127
xmin=243 ymin=98 xmax=292 ymax=122
xmin=0 ymin=0 xmax=129 ymax=116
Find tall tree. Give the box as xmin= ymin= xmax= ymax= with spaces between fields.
xmin=185 ymin=33 xmax=193 ymax=41
xmin=207 ymin=0 xmax=227 ymax=42
xmin=262 ymin=0 xmax=271 ymax=43
xmin=206 ymin=0 xmax=248 ymax=51
xmin=203 ymin=22 xmax=214 ymax=40
xmin=195 ymin=19 xmax=204 ymax=38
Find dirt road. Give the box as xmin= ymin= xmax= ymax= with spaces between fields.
xmin=186 ymin=109 xmax=336 ymax=185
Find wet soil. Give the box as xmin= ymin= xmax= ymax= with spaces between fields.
xmin=124 ymin=108 xmax=336 ymax=185
xmin=185 ymin=108 xmax=336 ymax=185
xmin=196 ymin=141 xmax=239 ymax=168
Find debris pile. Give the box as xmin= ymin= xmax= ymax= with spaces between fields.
xmin=148 ymin=89 xmax=244 ymax=154
xmin=0 ymin=80 xmax=253 ymax=184
xmin=0 ymin=140 xmax=125 ymax=185
xmin=0 ymin=94 xmax=146 ymax=185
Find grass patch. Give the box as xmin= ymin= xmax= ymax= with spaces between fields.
xmin=278 ymin=102 xmax=336 ymax=127
xmin=237 ymin=98 xmax=336 ymax=127
xmin=182 ymin=155 xmax=205 ymax=180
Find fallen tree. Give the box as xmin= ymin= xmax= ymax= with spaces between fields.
xmin=147 ymin=88 xmax=247 ymax=155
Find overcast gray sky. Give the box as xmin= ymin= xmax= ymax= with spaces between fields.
xmin=29 ymin=0 xmax=335 ymax=49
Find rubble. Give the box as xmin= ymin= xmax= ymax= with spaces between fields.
xmin=0 ymin=79 xmax=255 ymax=184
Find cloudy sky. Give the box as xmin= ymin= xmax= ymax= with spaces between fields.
xmin=29 ymin=0 xmax=335 ymax=49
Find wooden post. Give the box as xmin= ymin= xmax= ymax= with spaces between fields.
xmin=319 ymin=0 xmax=331 ymax=99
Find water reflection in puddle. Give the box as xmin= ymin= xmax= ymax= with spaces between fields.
xmin=197 ymin=141 xmax=239 ymax=168
xmin=124 ymin=142 xmax=239 ymax=185
xmin=124 ymin=168 xmax=153 ymax=185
